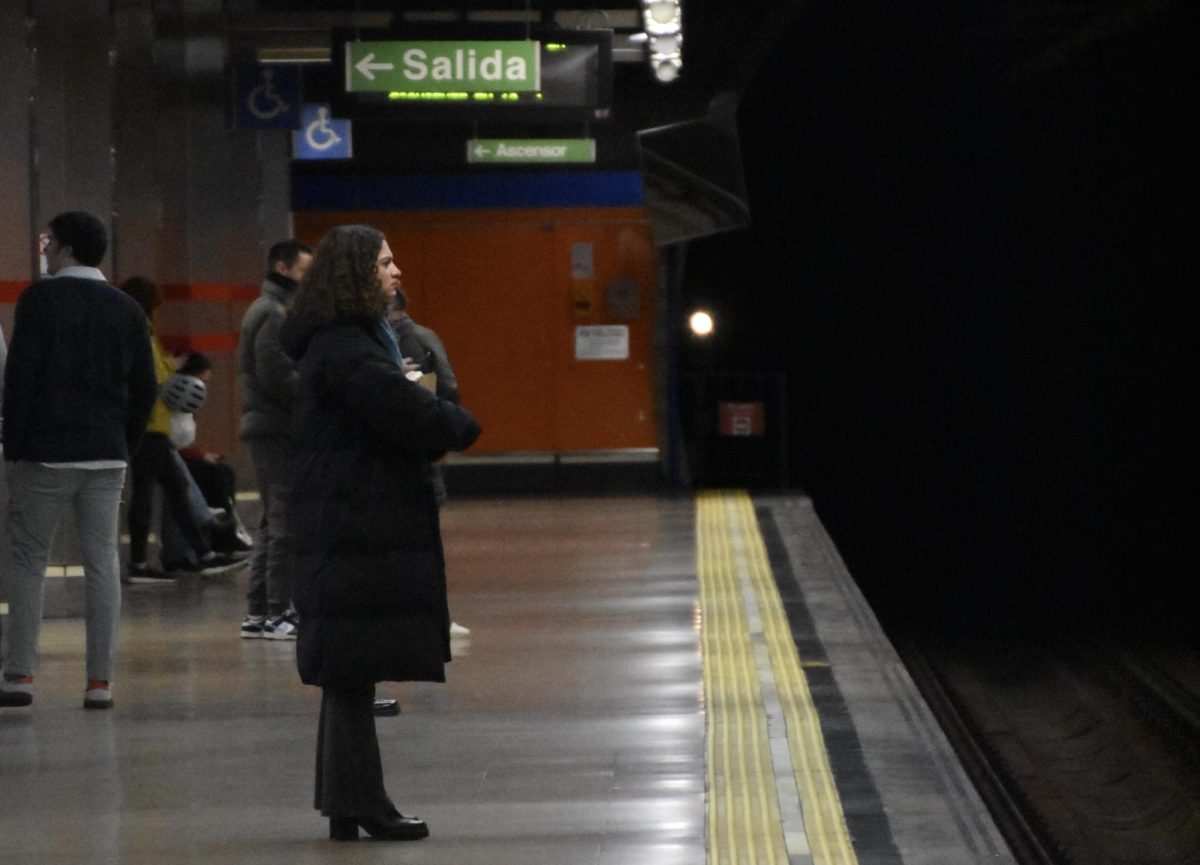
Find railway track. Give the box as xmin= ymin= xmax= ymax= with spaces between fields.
xmin=898 ymin=637 xmax=1200 ymax=865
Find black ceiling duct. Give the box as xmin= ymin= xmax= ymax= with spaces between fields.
xmin=637 ymin=93 xmax=750 ymax=246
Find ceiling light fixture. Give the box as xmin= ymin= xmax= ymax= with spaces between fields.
xmin=640 ymin=0 xmax=682 ymax=83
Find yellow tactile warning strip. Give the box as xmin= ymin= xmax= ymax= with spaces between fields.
xmin=699 ymin=492 xmax=790 ymax=865
xmin=698 ymin=490 xmax=859 ymax=865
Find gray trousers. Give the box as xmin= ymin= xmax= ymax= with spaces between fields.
xmin=245 ymin=438 xmax=293 ymax=617
xmin=3 ymin=462 xmax=125 ymax=683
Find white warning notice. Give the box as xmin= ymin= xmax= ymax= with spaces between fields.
xmin=574 ymin=325 xmax=629 ymax=360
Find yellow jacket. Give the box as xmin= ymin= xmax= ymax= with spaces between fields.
xmin=146 ymin=325 xmax=174 ymax=436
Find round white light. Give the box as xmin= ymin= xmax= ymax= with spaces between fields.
xmin=647 ymin=1 xmax=678 ymax=25
xmin=650 ymin=34 xmax=681 ymax=56
xmin=654 ymin=58 xmax=681 ymax=82
xmin=689 ymin=310 xmax=714 ymax=337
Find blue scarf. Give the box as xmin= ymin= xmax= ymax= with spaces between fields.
xmin=376 ymin=317 xmax=405 ymax=368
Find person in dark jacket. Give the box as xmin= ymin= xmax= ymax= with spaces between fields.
xmin=280 ymin=224 xmax=481 ymax=842
xmin=388 ymin=287 xmax=470 ymax=638
xmin=1 ymin=211 xmax=158 ymax=710
xmin=238 ymin=239 xmax=312 ymax=640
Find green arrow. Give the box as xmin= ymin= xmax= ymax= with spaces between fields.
xmin=354 ymin=52 xmax=394 ymax=81
xmin=466 ymin=138 xmax=596 ymax=164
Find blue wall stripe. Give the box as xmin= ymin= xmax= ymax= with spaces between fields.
xmin=292 ymin=171 xmax=646 ymax=212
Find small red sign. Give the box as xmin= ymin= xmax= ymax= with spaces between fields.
xmin=717 ymin=402 xmax=765 ymax=436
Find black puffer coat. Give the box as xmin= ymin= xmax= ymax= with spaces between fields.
xmin=282 ymin=314 xmax=481 ymax=687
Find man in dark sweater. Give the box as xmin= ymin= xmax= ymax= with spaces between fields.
xmin=0 ymin=211 xmax=158 ymax=710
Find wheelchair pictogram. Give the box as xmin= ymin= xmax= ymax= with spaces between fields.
xmin=247 ymin=67 xmax=290 ymax=121
xmin=234 ymin=63 xmax=299 ymax=129
xmin=293 ymin=104 xmax=352 ymax=160
xmin=304 ymin=106 xmax=343 ymax=151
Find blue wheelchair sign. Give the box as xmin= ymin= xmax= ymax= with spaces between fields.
xmin=293 ymin=104 xmax=353 ymax=160
xmin=234 ymin=64 xmax=301 ymax=129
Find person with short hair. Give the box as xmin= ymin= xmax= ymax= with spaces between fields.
xmin=281 ymin=225 xmax=481 ymax=842
xmin=238 ymin=239 xmax=313 ymax=640
xmin=1 ymin=211 xmax=158 ymax=710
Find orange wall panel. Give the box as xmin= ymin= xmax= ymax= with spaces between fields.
xmin=294 ymin=207 xmax=659 ymax=453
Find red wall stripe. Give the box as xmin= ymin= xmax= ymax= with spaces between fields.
xmin=1 ymin=281 xmax=259 ymax=303
xmin=160 ymin=283 xmax=259 ymax=302
xmin=161 ymin=332 xmax=239 ymax=354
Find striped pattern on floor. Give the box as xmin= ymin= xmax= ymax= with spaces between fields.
xmin=697 ymin=490 xmax=859 ymax=865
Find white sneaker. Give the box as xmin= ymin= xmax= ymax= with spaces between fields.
xmin=84 ymin=681 xmax=113 ymax=710
xmin=449 ymin=621 xmax=471 ymax=637
xmin=263 ymin=611 xmax=299 ymax=640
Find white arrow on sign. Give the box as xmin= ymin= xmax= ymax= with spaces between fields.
xmin=473 ymin=145 xmax=492 ymax=158
xmin=354 ymin=53 xmax=394 ymax=81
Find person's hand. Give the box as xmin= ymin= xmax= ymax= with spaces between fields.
xmin=402 ymin=357 xmax=421 ymax=374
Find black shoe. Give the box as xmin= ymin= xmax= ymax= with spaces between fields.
xmin=210 ymin=518 xmax=254 ymax=554
xmin=0 ymin=690 xmax=34 ymax=707
xmin=212 ymin=539 xmax=253 ymax=557
xmin=167 ymin=554 xmax=244 ymax=576
xmin=127 ymin=563 xmax=175 ymax=584
xmin=0 ymin=676 xmax=34 ymax=707
xmin=193 ymin=554 xmax=244 ymax=573
xmin=373 ymin=697 xmax=400 ymax=716
xmin=161 ymin=560 xmax=197 ymax=575
xmin=329 ymin=810 xmax=428 ymax=841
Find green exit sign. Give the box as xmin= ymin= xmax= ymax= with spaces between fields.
xmin=346 ymin=41 xmax=541 ymax=93
xmin=467 ymin=139 xmax=597 ymax=164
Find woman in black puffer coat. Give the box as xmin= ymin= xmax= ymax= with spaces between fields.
xmin=280 ymin=225 xmax=481 ymax=843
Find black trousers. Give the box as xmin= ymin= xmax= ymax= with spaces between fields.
xmin=128 ymin=433 xmax=210 ymax=564
xmin=315 ymin=684 xmax=394 ymax=818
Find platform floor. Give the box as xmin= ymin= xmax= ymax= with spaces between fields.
xmin=0 ymin=493 xmax=1014 ymax=865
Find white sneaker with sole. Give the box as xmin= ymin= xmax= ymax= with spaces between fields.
xmin=263 ymin=611 xmax=299 ymax=640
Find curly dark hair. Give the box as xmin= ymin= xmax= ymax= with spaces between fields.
xmin=289 ymin=225 xmax=387 ymax=326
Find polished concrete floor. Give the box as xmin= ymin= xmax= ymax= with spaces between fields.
xmin=1 ymin=494 xmax=1012 ymax=865
xmin=1 ymin=496 xmax=704 ymax=865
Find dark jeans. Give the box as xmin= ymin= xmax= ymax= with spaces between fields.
xmin=128 ymin=433 xmax=210 ymax=565
xmin=315 ymin=684 xmax=394 ymax=818
xmin=182 ymin=455 xmax=236 ymax=513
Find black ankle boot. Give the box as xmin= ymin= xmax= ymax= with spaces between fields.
xmin=361 ymin=810 xmax=429 ymax=840
xmin=329 ymin=810 xmax=429 ymax=841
